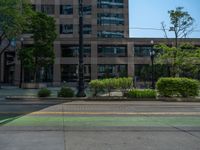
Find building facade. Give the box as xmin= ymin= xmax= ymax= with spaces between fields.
xmin=12 ymin=0 xmax=134 ymax=86
xmin=0 ymin=0 xmax=200 ymax=86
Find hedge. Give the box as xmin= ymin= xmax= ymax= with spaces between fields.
xmin=156 ymin=77 xmax=200 ymax=97
xmin=127 ymin=89 xmax=156 ymax=98
xmin=89 ymin=77 xmax=133 ymax=97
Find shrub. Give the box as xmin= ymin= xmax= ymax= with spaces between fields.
xmin=103 ymin=78 xmax=119 ymax=96
xmin=58 ymin=87 xmax=74 ymax=97
xmin=89 ymin=80 xmax=105 ymax=97
xmin=156 ymin=78 xmax=200 ymax=97
xmin=38 ymin=88 xmax=51 ymax=97
xmin=127 ymin=89 xmax=156 ymax=98
xmin=118 ymin=77 xmax=133 ymax=96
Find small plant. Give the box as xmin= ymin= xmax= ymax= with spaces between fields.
xmin=58 ymin=87 xmax=74 ymax=97
xmin=103 ymin=78 xmax=119 ymax=96
xmin=118 ymin=77 xmax=133 ymax=96
xmin=127 ymin=89 xmax=156 ymax=98
xmin=38 ymin=88 xmax=51 ymax=97
xmin=89 ymin=80 xmax=105 ymax=97
xmin=156 ymin=77 xmax=200 ymax=97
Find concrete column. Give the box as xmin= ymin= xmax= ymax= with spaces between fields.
xmin=127 ymin=42 xmax=134 ymax=77
xmin=91 ymin=41 xmax=98 ymax=80
xmin=14 ymin=60 xmax=20 ymax=86
xmin=53 ymin=41 xmax=61 ymax=86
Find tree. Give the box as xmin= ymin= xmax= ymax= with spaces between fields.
xmin=162 ymin=7 xmax=194 ymax=47
xmin=18 ymin=12 xmax=57 ymax=83
xmin=157 ymin=7 xmax=197 ymax=77
xmin=0 ymin=0 xmax=33 ymax=87
xmin=155 ymin=43 xmax=200 ymax=78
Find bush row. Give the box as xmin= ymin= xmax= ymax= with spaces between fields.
xmin=89 ymin=77 xmax=133 ymax=96
xmin=127 ymin=89 xmax=156 ymax=98
xmin=156 ymin=78 xmax=199 ymax=97
xmin=38 ymin=87 xmax=74 ymax=98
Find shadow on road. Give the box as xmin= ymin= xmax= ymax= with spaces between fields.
xmin=0 ymin=100 xmax=68 ymax=126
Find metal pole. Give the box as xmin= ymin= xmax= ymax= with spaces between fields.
xmin=0 ymin=55 xmax=2 ymax=89
xmin=77 ymin=0 xmax=86 ymax=97
xmin=151 ymin=54 xmax=155 ymax=89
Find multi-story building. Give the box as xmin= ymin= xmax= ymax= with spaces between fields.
xmin=7 ymin=0 xmax=134 ymax=86
xmin=0 ymin=0 xmax=200 ymax=86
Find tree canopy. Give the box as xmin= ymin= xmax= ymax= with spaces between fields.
xmin=18 ymin=12 xmax=57 ymax=82
xmin=0 ymin=0 xmax=33 ymax=52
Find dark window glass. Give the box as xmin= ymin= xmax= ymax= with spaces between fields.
xmin=134 ymin=45 xmax=153 ymax=57
xmin=97 ymin=0 xmax=124 ymax=8
xmin=61 ymin=45 xmax=91 ymax=57
xmin=97 ymin=13 xmax=124 ymax=25
xmin=60 ymin=5 xmax=73 ymax=15
xmin=98 ymin=64 xmax=127 ymax=78
xmin=61 ymin=65 xmax=91 ymax=82
xmin=98 ymin=45 xmax=127 ymax=57
xmin=60 ymin=24 xmax=73 ymax=34
xmin=98 ymin=31 xmax=124 ymax=38
xmin=83 ymin=24 xmax=92 ymax=34
xmin=83 ymin=5 xmax=92 ymax=15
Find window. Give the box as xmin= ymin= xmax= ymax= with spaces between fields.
xmin=98 ymin=31 xmax=124 ymax=38
xmin=61 ymin=45 xmax=91 ymax=57
xmin=97 ymin=13 xmax=124 ymax=25
xmin=61 ymin=65 xmax=91 ymax=82
xmin=83 ymin=24 xmax=92 ymax=34
xmin=41 ymin=5 xmax=55 ymax=14
xmin=98 ymin=45 xmax=127 ymax=57
xmin=134 ymin=45 xmax=153 ymax=57
xmin=60 ymin=24 xmax=73 ymax=34
xmin=83 ymin=5 xmax=92 ymax=15
xmin=97 ymin=0 xmax=124 ymax=8
xmin=60 ymin=5 xmax=73 ymax=15
xmin=98 ymin=64 xmax=127 ymax=78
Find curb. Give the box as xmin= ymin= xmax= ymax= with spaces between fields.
xmin=5 ymin=96 xmax=200 ymax=102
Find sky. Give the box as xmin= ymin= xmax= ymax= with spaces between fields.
xmin=129 ymin=0 xmax=200 ymax=38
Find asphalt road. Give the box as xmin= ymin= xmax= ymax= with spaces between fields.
xmin=0 ymin=100 xmax=200 ymax=150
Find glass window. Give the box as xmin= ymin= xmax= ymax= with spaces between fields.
xmin=61 ymin=65 xmax=91 ymax=82
xmin=83 ymin=24 xmax=92 ymax=34
xmin=134 ymin=45 xmax=153 ymax=57
xmin=98 ymin=45 xmax=127 ymax=57
xmin=83 ymin=5 xmax=92 ymax=15
xmin=97 ymin=13 xmax=124 ymax=25
xmin=98 ymin=31 xmax=124 ymax=38
xmin=98 ymin=64 xmax=127 ymax=78
xmin=60 ymin=24 xmax=73 ymax=34
xmin=97 ymin=0 xmax=124 ymax=8
xmin=61 ymin=45 xmax=91 ymax=57
xmin=60 ymin=5 xmax=73 ymax=15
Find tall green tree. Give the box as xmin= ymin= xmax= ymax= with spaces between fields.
xmin=155 ymin=43 xmax=200 ymax=78
xmin=157 ymin=7 xmax=197 ymax=77
xmin=18 ymin=12 xmax=57 ymax=82
xmin=0 ymin=0 xmax=33 ymax=87
xmin=0 ymin=0 xmax=32 ymax=51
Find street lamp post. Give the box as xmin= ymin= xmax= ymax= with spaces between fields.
xmin=77 ymin=0 xmax=86 ymax=97
xmin=19 ymin=37 xmax=24 ymax=88
xmin=150 ymin=40 xmax=155 ymax=89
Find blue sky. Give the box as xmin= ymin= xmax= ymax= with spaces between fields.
xmin=129 ymin=0 xmax=200 ymax=38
